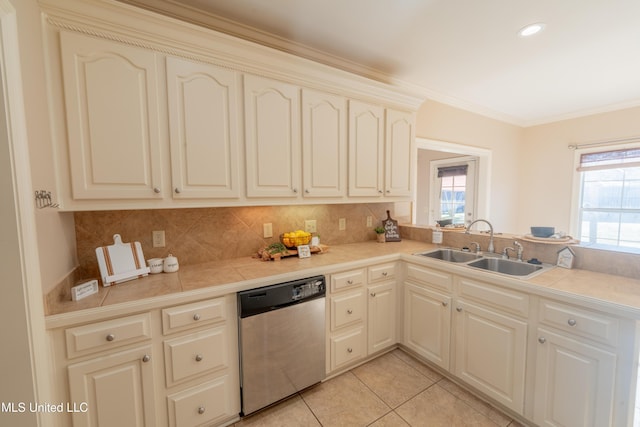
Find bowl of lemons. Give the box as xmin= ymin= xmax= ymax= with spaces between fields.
xmin=281 ymin=230 xmax=312 ymax=248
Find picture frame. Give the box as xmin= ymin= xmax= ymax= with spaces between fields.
xmin=297 ymin=245 xmax=311 ymax=258
xmin=557 ymin=246 xmax=575 ymax=269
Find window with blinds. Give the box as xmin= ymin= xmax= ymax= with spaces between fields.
xmin=577 ymin=146 xmax=640 ymax=249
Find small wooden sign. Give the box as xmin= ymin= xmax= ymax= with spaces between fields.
xmin=382 ymin=210 xmax=401 ymax=242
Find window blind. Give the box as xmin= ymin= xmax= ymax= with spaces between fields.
xmin=577 ymin=147 xmax=640 ymax=172
xmin=437 ymin=164 xmax=468 ymax=177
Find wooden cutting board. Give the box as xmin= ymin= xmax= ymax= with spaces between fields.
xmin=382 ymin=210 xmax=401 ymax=242
xmin=96 ymin=234 xmax=150 ymax=286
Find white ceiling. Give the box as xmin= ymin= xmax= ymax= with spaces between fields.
xmin=122 ymin=0 xmax=640 ymax=126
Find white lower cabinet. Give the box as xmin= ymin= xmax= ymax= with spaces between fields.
xmin=533 ymin=327 xmax=617 ymax=427
xmin=533 ymin=298 xmax=625 ymax=427
xmin=368 ymin=281 xmax=396 ymax=354
xmin=55 ymin=295 xmax=239 ymax=427
xmin=67 ymin=345 xmax=157 ymax=427
xmin=403 ymin=282 xmax=451 ymax=370
xmin=328 ymin=263 xmax=397 ymax=374
xmin=161 ymin=296 xmax=239 ymax=427
xmin=403 ymin=265 xmax=528 ymax=414
xmin=453 ymin=299 xmax=527 ymax=413
xmin=403 ymin=264 xmax=453 ymax=370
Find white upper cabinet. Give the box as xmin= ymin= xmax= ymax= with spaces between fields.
xmin=385 ymin=109 xmax=415 ymax=197
xmin=244 ymin=75 xmax=301 ymax=198
xmin=348 ymin=100 xmax=385 ymax=197
xmin=44 ymin=1 xmax=423 ymax=209
xmin=60 ymin=31 xmax=163 ymax=200
xmin=166 ymin=57 xmax=240 ymax=199
xmin=301 ymin=89 xmax=347 ymax=198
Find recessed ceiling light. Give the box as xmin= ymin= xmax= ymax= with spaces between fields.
xmin=518 ymin=23 xmax=545 ymax=37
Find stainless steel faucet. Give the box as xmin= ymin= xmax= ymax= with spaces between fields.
xmin=465 ymin=219 xmax=495 ymax=253
xmin=514 ymin=241 xmax=523 ymax=261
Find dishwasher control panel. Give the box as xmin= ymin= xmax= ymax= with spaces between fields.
xmin=292 ymin=278 xmax=325 ymax=301
xmin=238 ymin=275 xmax=326 ymax=318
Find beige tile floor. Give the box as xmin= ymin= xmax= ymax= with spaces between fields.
xmin=235 ymin=349 xmax=527 ymax=427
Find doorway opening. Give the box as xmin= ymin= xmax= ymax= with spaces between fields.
xmin=414 ymin=138 xmax=491 ymax=226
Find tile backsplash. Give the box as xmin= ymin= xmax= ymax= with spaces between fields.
xmin=74 ymin=203 xmax=404 ymax=280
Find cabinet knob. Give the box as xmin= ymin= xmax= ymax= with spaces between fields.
xmin=442 ymin=301 xmax=448 ymax=307
xmin=174 ymin=188 xmax=181 ymax=194
xmin=106 ymin=333 xmax=115 ymax=342
xmin=292 ymin=188 xmax=298 ymax=193
xmin=195 ymin=354 xmax=203 ymax=362
xmin=347 ymin=348 xmax=353 ymax=353
xmin=378 ymin=190 xmax=383 ymax=194
xmin=456 ymin=307 xmax=463 ymax=312
xmin=347 ymin=280 xmax=353 ymax=285
xmin=347 ymin=309 xmax=353 ymax=315
xmin=382 ymin=271 xmax=388 ymax=276
xmin=198 ymin=406 xmax=205 ymax=415
xmin=567 ymin=319 xmax=577 ymax=327
xmin=386 ymin=190 xmax=391 ymax=193
xmin=193 ymin=313 xmax=201 ymax=321
xmin=538 ymin=337 xmax=547 ymax=344
xmin=142 ymin=354 xmax=151 ymax=363
xmin=153 ymin=187 xmax=161 ymax=194
xmin=305 ymin=189 xmax=310 ymax=194
xmin=370 ymin=292 xmax=376 ymax=297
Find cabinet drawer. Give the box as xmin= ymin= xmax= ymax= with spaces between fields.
xmin=330 ymin=327 xmax=366 ymax=371
xmin=164 ymin=327 xmax=228 ymax=387
xmin=538 ymin=300 xmax=619 ymax=346
xmin=65 ymin=313 xmax=151 ymax=358
xmin=330 ymin=289 xmax=366 ymax=332
xmin=457 ymin=277 xmax=529 ymax=317
xmin=405 ymin=263 xmax=452 ymax=292
xmin=162 ymin=298 xmax=226 ymax=335
xmin=167 ymin=376 xmax=233 ymax=427
xmin=368 ymin=263 xmax=396 ymax=283
xmin=331 ymin=269 xmax=365 ymax=292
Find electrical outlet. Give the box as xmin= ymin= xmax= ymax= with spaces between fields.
xmin=339 ymin=218 xmax=346 ymax=231
xmin=366 ymin=216 xmax=373 ymax=227
xmin=263 ymin=223 xmax=273 ymax=238
xmin=152 ymin=230 xmax=165 ymax=248
xmin=304 ymin=219 xmax=317 ymax=233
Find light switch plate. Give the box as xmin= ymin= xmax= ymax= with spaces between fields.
xmin=263 ymin=223 xmax=273 ymax=238
xmin=339 ymin=218 xmax=346 ymax=231
xmin=152 ymin=230 xmax=165 ymax=247
xmin=304 ymin=220 xmax=317 ymax=233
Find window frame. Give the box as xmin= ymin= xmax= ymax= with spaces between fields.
xmin=570 ymin=141 xmax=640 ymax=251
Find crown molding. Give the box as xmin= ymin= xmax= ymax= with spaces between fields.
xmin=41 ymin=0 xmax=425 ymax=111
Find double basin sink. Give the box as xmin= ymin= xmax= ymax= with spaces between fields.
xmin=414 ymin=248 xmax=552 ymax=279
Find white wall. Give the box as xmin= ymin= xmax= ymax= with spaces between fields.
xmin=17 ymin=0 xmax=77 ymax=294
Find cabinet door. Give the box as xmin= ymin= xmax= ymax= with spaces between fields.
xmin=385 ymin=109 xmax=415 ymax=197
xmin=454 ymin=300 xmax=527 ymax=414
xmin=403 ymin=282 xmax=451 ymax=370
xmin=67 ymin=345 xmax=156 ymax=427
xmin=367 ymin=281 xmax=396 ymax=354
xmin=534 ymin=327 xmax=617 ymax=427
xmin=348 ymin=100 xmax=384 ymax=197
xmin=60 ymin=32 xmax=163 ymax=199
xmin=301 ymin=89 xmax=347 ymax=198
xmin=244 ymin=74 xmax=300 ymax=198
xmin=166 ymin=57 xmax=240 ymax=199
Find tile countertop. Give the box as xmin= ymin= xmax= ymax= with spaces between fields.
xmin=45 ymin=240 xmax=640 ymax=327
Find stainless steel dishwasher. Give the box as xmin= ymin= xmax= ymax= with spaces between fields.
xmin=238 ymin=275 xmax=326 ymax=416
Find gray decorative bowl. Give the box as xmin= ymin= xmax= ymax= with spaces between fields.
xmin=530 ymin=227 xmax=555 ymax=238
